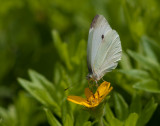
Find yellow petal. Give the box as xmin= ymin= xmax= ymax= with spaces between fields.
xmin=67 ymin=96 xmax=91 ymax=107
xmin=95 ymin=81 xmax=110 ymax=97
xmin=85 ymin=88 xmax=93 ymax=99
xmin=89 ymin=103 xmax=99 ymax=108
xmin=99 ymin=86 xmax=113 ymax=102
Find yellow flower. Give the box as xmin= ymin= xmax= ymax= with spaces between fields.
xmin=67 ymin=81 xmax=113 ymax=108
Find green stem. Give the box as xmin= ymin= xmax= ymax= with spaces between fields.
xmin=96 ymin=117 xmax=103 ymax=126
xmin=89 ymin=103 xmax=105 ymax=126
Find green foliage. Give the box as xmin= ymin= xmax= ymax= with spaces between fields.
xmin=120 ymin=36 xmax=160 ymax=93
xmin=18 ymin=70 xmax=61 ymax=117
xmin=0 ymin=92 xmax=46 ymax=126
xmin=0 ymin=105 xmax=17 ymax=126
xmin=104 ymin=92 xmax=157 ymax=126
xmin=44 ymin=108 xmax=62 ymax=126
xmin=17 ymin=68 xmax=157 ymax=126
xmin=0 ymin=0 xmax=160 ymax=125
xmin=124 ymin=113 xmax=139 ymax=126
xmin=17 ymin=68 xmax=90 ymax=126
xmin=136 ymin=98 xmax=158 ymax=126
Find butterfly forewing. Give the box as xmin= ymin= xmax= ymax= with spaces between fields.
xmin=94 ymin=30 xmax=121 ymax=72
xmin=87 ymin=15 xmax=122 ymax=80
xmin=87 ymin=15 xmax=111 ymax=74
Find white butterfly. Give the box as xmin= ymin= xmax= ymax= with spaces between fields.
xmin=87 ymin=15 xmax=122 ymax=82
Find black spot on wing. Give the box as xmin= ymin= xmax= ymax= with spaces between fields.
xmin=101 ymin=34 xmax=104 ymax=39
xmin=90 ymin=15 xmax=99 ymax=28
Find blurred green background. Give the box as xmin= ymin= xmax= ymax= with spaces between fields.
xmin=1 ymin=0 xmax=160 ymax=126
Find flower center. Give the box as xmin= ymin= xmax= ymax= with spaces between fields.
xmin=87 ymin=94 xmax=99 ymax=105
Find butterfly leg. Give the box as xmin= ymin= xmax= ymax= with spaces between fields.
xmin=88 ymin=80 xmax=94 ymax=93
xmin=95 ymin=80 xmax=98 ymax=87
xmin=102 ymin=77 xmax=105 ymax=82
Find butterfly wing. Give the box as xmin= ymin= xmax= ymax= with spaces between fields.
xmin=87 ymin=15 xmax=122 ymax=80
xmin=87 ymin=15 xmax=112 ymax=74
xmin=93 ymin=30 xmax=122 ymax=79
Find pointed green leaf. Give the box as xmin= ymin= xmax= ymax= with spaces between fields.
xmin=44 ymin=108 xmax=62 ymax=126
xmin=18 ymin=78 xmax=46 ymax=105
xmin=119 ymin=69 xmax=150 ymax=80
xmin=71 ymin=39 xmax=86 ymax=65
xmin=137 ymin=98 xmax=158 ymax=126
xmin=28 ymin=69 xmax=55 ymax=88
xmin=133 ymin=79 xmax=160 ymax=93
xmin=120 ymin=52 xmax=132 ymax=70
xmin=124 ymin=113 xmax=139 ymax=126
xmin=103 ymin=119 xmax=109 ymax=126
xmin=0 ymin=106 xmax=17 ymax=126
xmin=52 ymin=30 xmax=72 ymax=70
xmin=141 ymin=36 xmax=158 ymax=62
xmin=28 ymin=69 xmax=59 ymax=103
xmin=141 ymin=36 xmax=160 ymax=61
xmin=105 ymin=103 xmax=115 ymax=120
xmin=18 ymin=78 xmax=61 ymax=117
xmin=105 ymin=103 xmax=124 ymax=126
xmin=64 ymin=114 xmax=73 ymax=126
xmin=130 ymin=93 xmax=141 ymax=114
xmin=113 ymin=92 xmax=129 ymax=120
xmin=74 ymin=109 xmax=90 ymax=126
xmin=82 ymin=121 xmax=92 ymax=126
xmin=61 ymin=101 xmax=73 ymax=126
xmin=128 ymin=50 xmax=160 ymax=74
xmin=53 ymin=63 xmax=61 ymax=85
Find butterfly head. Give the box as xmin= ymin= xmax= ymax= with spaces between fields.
xmin=86 ymin=73 xmax=99 ymax=82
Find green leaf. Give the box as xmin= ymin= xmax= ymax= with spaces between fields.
xmin=136 ymin=98 xmax=158 ymax=126
xmin=130 ymin=93 xmax=141 ymax=114
xmin=61 ymin=101 xmax=73 ymax=126
xmin=64 ymin=114 xmax=73 ymax=126
xmin=18 ymin=78 xmax=61 ymax=117
xmin=74 ymin=109 xmax=90 ymax=126
xmin=119 ymin=69 xmax=150 ymax=80
xmin=133 ymin=79 xmax=160 ymax=93
xmin=18 ymin=78 xmax=46 ymax=105
xmin=52 ymin=30 xmax=72 ymax=70
xmin=141 ymin=36 xmax=158 ymax=62
xmin=141 ymin=36 xmax=160 ymax=61
xmin=124 ymin=113 xmax=139 ymax=126
xmin=105 ymin=103 xmax=124 ymax=126
xmin=120 ymin=52 xmax=132 ymax=70
xmin=128 ymin=50 xmax=160 ymax=74
xmin=71 ymin=39 xmax=86 ymax=65
xmin=44 ymin=108 xmax=62 ymax=126
xmin=15 ymin=91 xmax=44 ymax=126
xmin=0 ymin=105 xmax=17 ymax=126
xmin=28 ymin=69 xmax=55 ymax=89
xmin=53 ymin=63 xmax=61 ymax=85
xmin=103 ymin=119 xmax=109 ymax=126
xmin=113 ymin=92 xmax=129 ymax=120
xmin=28 ymin=69 xmax=60 ymax=104
xmin=82 ymin=121 xmax=92 ymax=126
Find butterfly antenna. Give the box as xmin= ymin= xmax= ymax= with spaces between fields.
xmin=64 ymin=85 xmax=72 ymax=91
xmin=64 ymin=75 xmax=87 ymax=92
